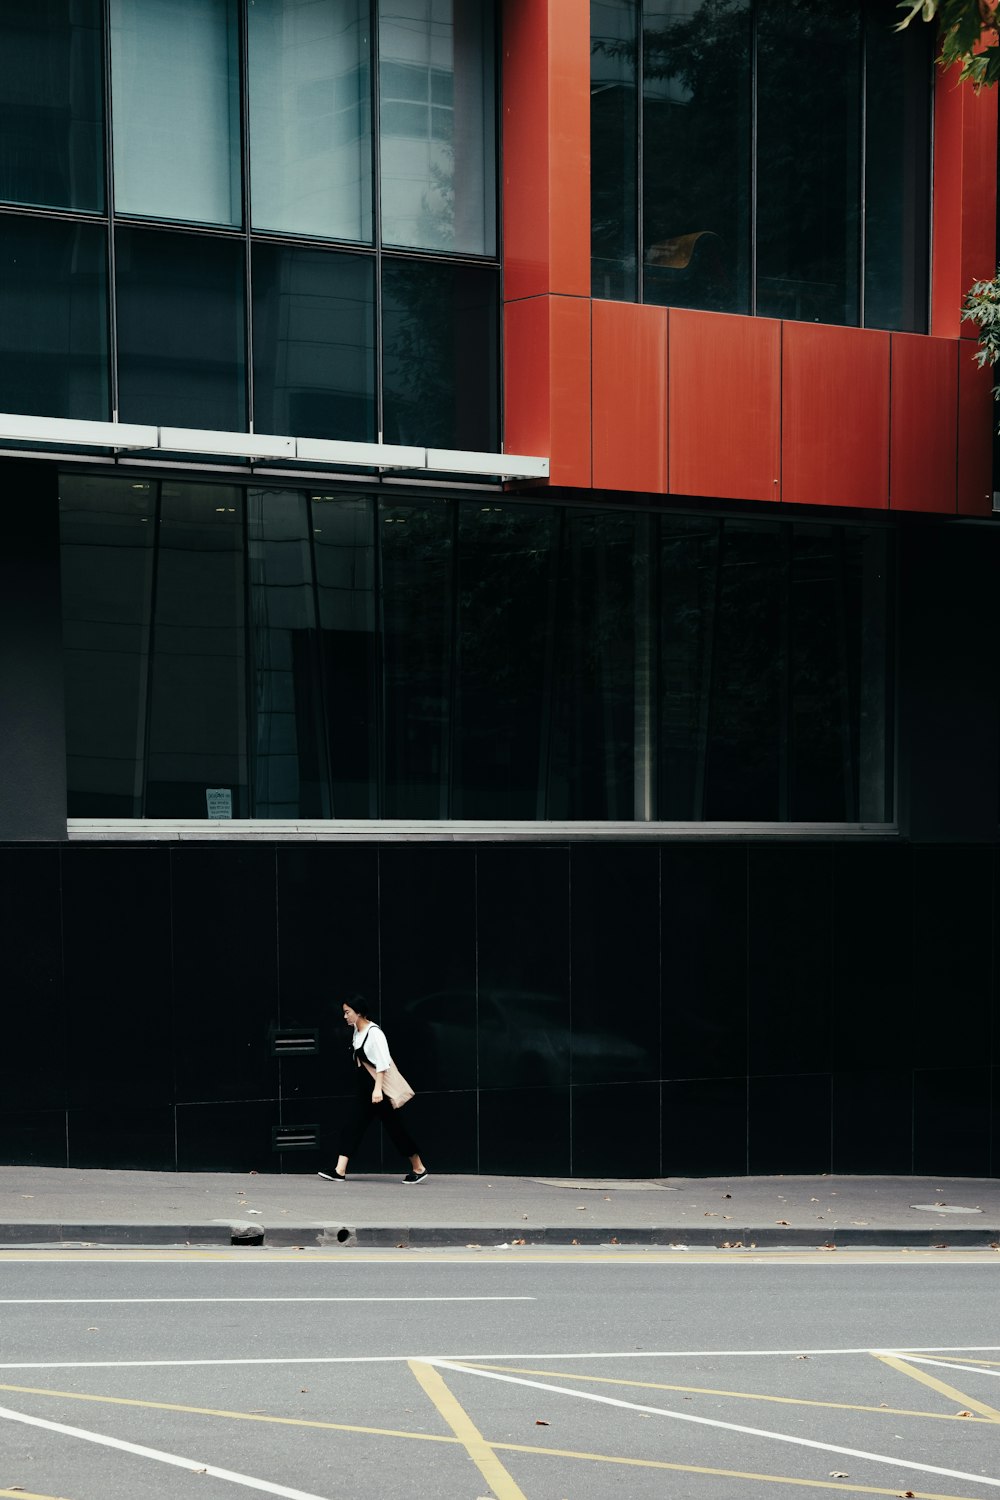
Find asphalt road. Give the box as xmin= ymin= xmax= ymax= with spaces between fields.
xmin=0 ymin=1247 xmax=998 ymax=1500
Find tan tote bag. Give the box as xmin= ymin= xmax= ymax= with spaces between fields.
xmin=360 ymin=1057 xmax=415 ymax=1110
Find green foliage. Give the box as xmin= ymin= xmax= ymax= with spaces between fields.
xmin=963 ymin=274 xmax=1000 ymax=401
xmin=896 ymin=0 xmax=1000 ymax=86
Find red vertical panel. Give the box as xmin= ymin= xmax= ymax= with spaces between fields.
xmin=782 ymin=323 xmax=890 ymax=508
xmin=502 ymin=0 xmax=590 ymax=301
xmin=889 ymin=335 xmax=958 ymax=513
xmin=502 ymin=0 xmax=549 ymax=302
xmin=548 ymin=0 xmax=591 ymax=297
xmin=549 ymin=295 xmax=592 ymax=488
xmin=504 ymin=296 xmax=550 ymax=459
xmin=959 ymin=70 xmax=999 ymax=332
xmin=957 ymin=348 xmax=994 ymax=516
xmin=592 ymin=301 xmax=667 ymax=493
xmin=667 ymin=310 xmax=780 ymax=502
xmin=932 ymin=65 xmax=966 ymax=339
xmin=932 ymin=62 xmax=999 ymax=338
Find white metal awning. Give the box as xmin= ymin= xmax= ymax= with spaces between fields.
xmin=0 ymin=412 xmax=549 ymax=480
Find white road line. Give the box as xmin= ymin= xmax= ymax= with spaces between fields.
xmin=0 ymin=1296 xmax=534 ymax=1306
xmin=427 ymin=1359 xmax=1000 ymax=1491
xmin=898 ymin=1357 xmax=1000 ymax=1380
xmin=0 ymin=1402 xmax=332 ymax=1500
xmin=1 ymin=1345 xmax=998 ymax=1373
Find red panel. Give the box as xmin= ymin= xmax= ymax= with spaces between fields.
xmin=502 ymin=0 xmax=590 ymax=301
xmin=592 ymin=301 xmax=667 ymax=493
xmin=549 ymin=295 xmax=592 ymax=488
xmin=932 ymin=62 xmax=999 ymax=338
xmin=502 ymin=0 xmax=550 ymax=302
xmin=960 ymin=77 xmax=999 ymax=332
xmin=503 ymin=295 xmax=550 ymax=459
xmin=957 ymin=346 xmax=994 ymax=516
xmin=667 ymin=310 xmax=780 ymax=502
xmin=504 ymin=295 xmax=591 ymax=487
xmin=889 ymin=335 xmax=958 ymax=513
xmin=781 ymin=323 xmax=890 ymax=509
xmin=932 ymin=64 xmax=966 ymax=339
xmin=548 ymin=0 xmax=591 ymax=297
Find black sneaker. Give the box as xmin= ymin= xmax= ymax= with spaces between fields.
xmin=402 ymin=1170 xmax=428 ymax=1184
xmin=318 ymin=1169 xmax=346 ymax=1182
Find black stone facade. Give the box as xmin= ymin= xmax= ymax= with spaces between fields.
xmin=1 ymin=838 xmax=997 ymax=1177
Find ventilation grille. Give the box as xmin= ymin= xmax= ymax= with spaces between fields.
xmin=271 ymin=1029 xmax=319 ymax=1055
xmin=272 ymin=1126 xmax=319 ymax=1152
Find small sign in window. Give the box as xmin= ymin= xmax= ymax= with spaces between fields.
xmin=206 ymin=787 xmax=233 ymax=819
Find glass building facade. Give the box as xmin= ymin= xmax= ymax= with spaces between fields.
xmin=0 ymin=0 xmax=499 ymax=449
xmin=591 ymin=0 xmax=933 ymax=328
xmin=61 ymin=474 xmax=893 ymax=823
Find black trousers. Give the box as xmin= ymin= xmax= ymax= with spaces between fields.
xmin=339 ymin=1088 xmax=419 ymax=1162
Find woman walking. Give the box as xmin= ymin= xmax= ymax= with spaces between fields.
xmin=318 ymin=997 xmax=428 ymax=1185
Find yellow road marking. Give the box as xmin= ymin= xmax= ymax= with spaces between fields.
xmin=407 ymin=1359 xmax=527 ymax=1500
xmin=464 ymin=1362 xmax=993 ymax=1423
xmin=910 ymin=1356 xmax=1000 ymax=1369
xmin=875 ymin=1355 xmax=1000 ymax=1422
xmin=490 ymin=1440 xmax=986 ymax=1499
xmin=0 ymin=1382 xmax=460 ymax=1446
xmin=0 ymin=1491 xmax=74 ymax=1499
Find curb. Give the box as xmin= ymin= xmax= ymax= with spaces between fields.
xmin=0 ymin=1223 xmax=998 ymax=1249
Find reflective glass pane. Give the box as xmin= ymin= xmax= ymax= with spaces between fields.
xmin=252 ymin=243 xmax=375 ymax=442
xmin=116 ymin=226 xmax=246 ymax=431
xmin=379 ymin=0 xmax=496 ymax=254
xmin=247 ymin=490 xmax=330 ymax=817
xmin=863 ymin=0 xmax=931 ymax=332
xmin=591 ymin=0 xmax=638 ymax=300
xmin=642 ymin=0 xmax=751 ymax=313
xmin=249 ymin=0 xmax=371 ymax=242
xmin=381 ymin=259 xmax=498 ymax=449
xmin=60 ymin=475 xmax=154 ymax=816
xmin=0 ymin=214 xmax=108 ymax=419
xmin=145 ymin=484 xmax=248 ymax=817
xmin=110 ymin=0 xmax=240 ymax=226
xmin=756 ymin=0 xmax=861 ymax=325
xmin=379 ymin=501 xmax=452 ymax=817
xmin=0 ymin=0 xmax=104 ymax=212
xmin=312 ymin=495 xmax=376 ymax=816
xmin=656 ymin=515 xmax=720 ymax=819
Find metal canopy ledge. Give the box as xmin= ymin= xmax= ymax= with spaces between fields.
xmin=0 ymin=413 xmax=548 ymax=480
xmin=68 ymin=819 xmax=898 ymax=843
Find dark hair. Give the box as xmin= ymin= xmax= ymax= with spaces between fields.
xmin=342 ymin=993 xmax=369 ymax=1019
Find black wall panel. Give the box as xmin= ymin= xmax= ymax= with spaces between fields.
xmin=0 ymin=836 xmax=997 ymax=1177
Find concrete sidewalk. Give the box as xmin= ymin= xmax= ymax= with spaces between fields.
xmin=1 ymin=1166 xmax=999 ymax=1248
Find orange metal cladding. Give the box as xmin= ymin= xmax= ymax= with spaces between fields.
xmin=932 ymin=59 xmax=999 ymax=340
xmin=889 ymin=335 xmax=959 ymax=512
xmin=504 ymin=294 xmax=592 ymax=488
xmin=957 ymin=348 xmax=994 ymax=516
xmin=592 ymin=301 xmax=667 ymax=493
xmin=667 ymin=310 xmax=780 ymax=502
xmin=781 ymin=322 xmax=890 ymax=509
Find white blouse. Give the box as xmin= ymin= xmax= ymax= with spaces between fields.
xmin=353 ymin=1022 xmax=392 ymax=1072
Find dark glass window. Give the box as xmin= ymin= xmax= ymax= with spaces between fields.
xmin=252 ymin=243 xmax=375 ymax=441
xmin=591 ymin=0 xmax=638 ymax=300
xmin=145 ymin=484 xmax=248 ymax=817
xmin=248 ymin=0 xmax=372 ymax=243
xmin=312 ymin=495 xmax=376 ymax=816
xmin=595 ymin=0 xmax=932 ymax=330
xmin=110 ymin=0 xmax=241 ymax=227
xmin=60 ymin=475 xmax=154 ymax=816
xmin=381 ymin=260 xmax=499 ymax=449
xmin=642 ymin=0 xmax=752 ymax=314
xmin=61 ymin=480 xmax=893 ymax=824
xmin=755 ymin=0 xmax=862 ymax=326
xmin=863 ymin=0 xmax=932 ymax=332
xmin=0 ymin=0 xmax=104 ymax=213
xmin=379 ymin=0 xmax=496 ymax=255
xmin=0 ymin=214 xmax=108 ymax=420
xmin=115 ymin=227 xmax=246 ymax=431
xmin=247 ymin=490 xmax=330 ymax=817
xmin=380 ymin=501 xmax=453 ymax=817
